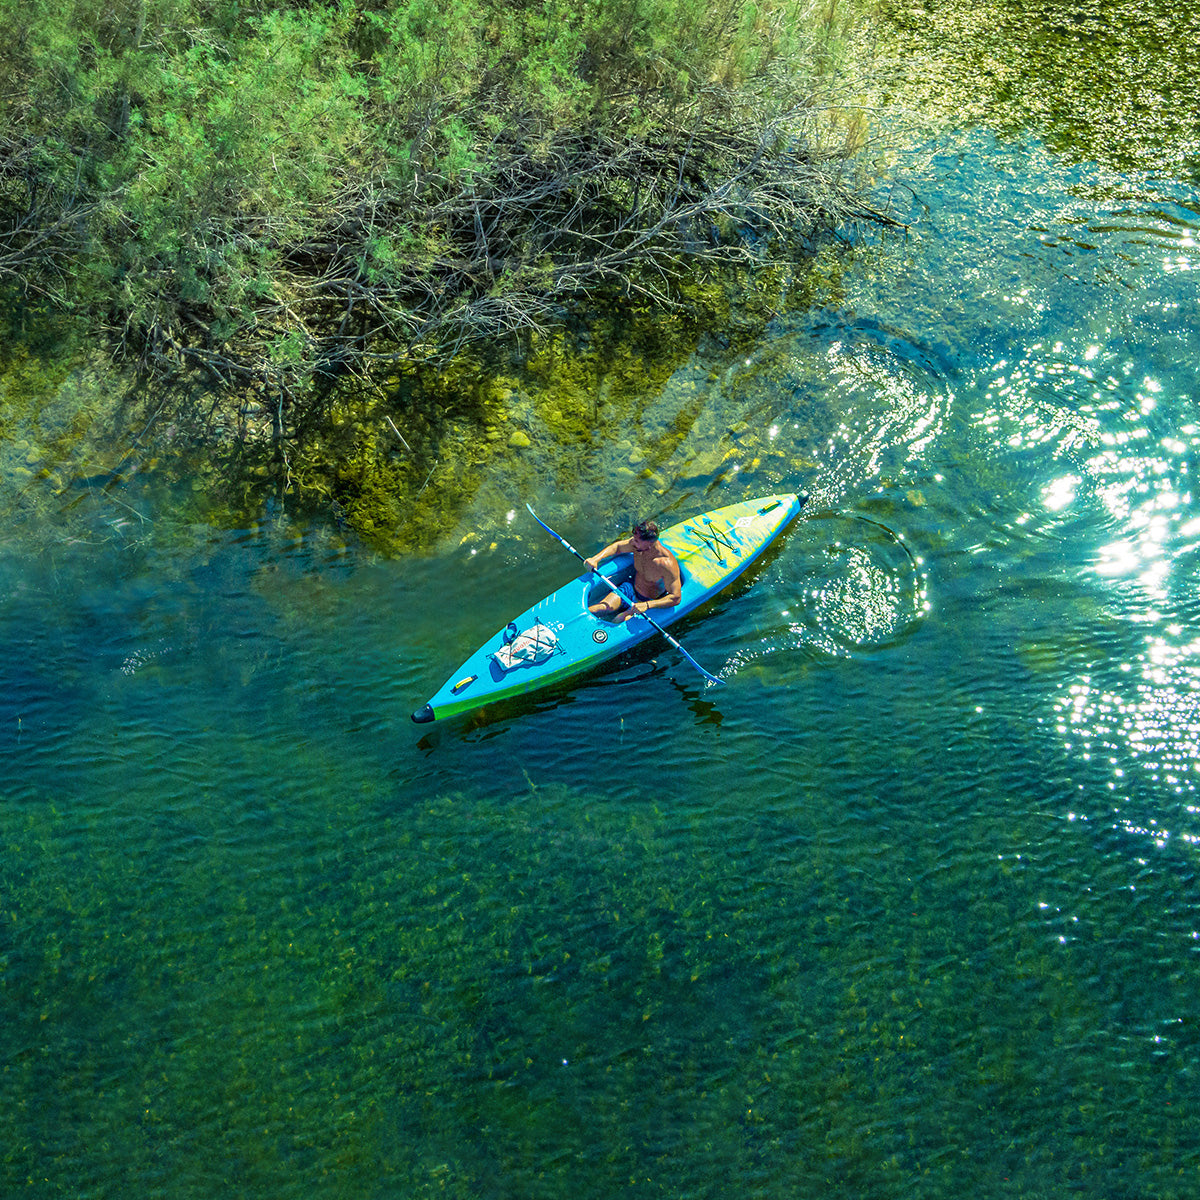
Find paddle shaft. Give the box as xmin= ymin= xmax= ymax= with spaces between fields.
xmin=525 ymin=505 xmax=724 ymax=687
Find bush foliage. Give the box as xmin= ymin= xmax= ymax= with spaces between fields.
xmin=0 ymin=0 xmax=881 ymax=400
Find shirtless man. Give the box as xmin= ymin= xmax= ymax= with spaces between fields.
xmin=585 ymin=518 xmax=682 ymax=622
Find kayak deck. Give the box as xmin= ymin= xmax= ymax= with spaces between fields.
xmin=412 ymin=493 xmax=803 ymax=722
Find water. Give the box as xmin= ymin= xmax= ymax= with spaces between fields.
xmin=5 ymin=6 xmax=1200 ymax=1197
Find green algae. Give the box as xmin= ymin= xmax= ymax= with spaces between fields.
xmin=6 ymin=761 xmax=1197 ymax=1199
xmin=0 ymin=297 xmax=220 ymax=558
xmin=283 ymin=299 xmax=708 ymax=554
xmin=870 ymin=0 xmax=1200 ymax=178
xmin=282 ymin=251 xmax=850 ymax=556
xmin=0 ymin=311 xmax=121 ymax=515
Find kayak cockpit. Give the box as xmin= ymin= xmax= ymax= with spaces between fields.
xmin=584 ymin=555 xmax=635 ymax=616
xmin=584 ymin=553 xmax=693 ymax=620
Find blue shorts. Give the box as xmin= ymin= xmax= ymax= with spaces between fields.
xmin=623 ymin=581 xmax=663 ymax=605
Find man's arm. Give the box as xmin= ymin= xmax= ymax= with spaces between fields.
xmin=584 ymin=537 xmax=633 ymax=571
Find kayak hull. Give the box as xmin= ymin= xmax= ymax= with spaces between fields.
xmin=412 ymin=493 xmax=803 ymax=722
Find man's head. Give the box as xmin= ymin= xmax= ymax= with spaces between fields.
xmin=632 ymin=519 xmax=660 ymax=547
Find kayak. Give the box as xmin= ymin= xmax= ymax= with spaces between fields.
xmin=411 ymin=493 xmax=804 ymax=723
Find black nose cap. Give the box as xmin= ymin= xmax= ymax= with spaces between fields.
xmin=411 ymin=704 xmax=435 ymax=724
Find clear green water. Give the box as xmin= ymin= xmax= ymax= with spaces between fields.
xmin=4 ymin=4 xmax=1200 ymax=1197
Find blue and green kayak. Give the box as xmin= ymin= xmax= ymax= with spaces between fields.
xmin=411 ymin=493 xmax=804 ymax=723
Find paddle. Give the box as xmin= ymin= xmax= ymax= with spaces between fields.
xmin=526 ymin=504 xmax=725 ymax=687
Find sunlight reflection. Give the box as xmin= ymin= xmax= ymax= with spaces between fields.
xmin=1053 ymin=626 xmax=1200 ymax=846
xmin=1090 ymin=483 xmax=1190 ymax=598
xmin=821 ymin=339 xmax=951 ymax=479
xmin=1042 ymin=474 xmax=1079 ymax=511
xmin=985 ymin=332 xmax=1200 ymax=850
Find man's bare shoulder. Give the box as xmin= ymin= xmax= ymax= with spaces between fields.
xmin=656 ymin=546 xmax=681 ymax=578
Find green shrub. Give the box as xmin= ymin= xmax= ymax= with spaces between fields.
xmin=0 ymin=0 xmax=875 ymax=396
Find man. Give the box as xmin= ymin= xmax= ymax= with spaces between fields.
xmin=585 ymin=518 xmax=682 ymax=622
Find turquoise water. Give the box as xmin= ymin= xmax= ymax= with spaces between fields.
xmin=6 ymin=18 xmax=1200 ymax=1200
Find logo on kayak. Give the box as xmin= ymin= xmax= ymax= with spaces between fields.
xmin=592 ymin=629 xmax=609 ymax=644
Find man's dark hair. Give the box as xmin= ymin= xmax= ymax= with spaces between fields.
xmin=633 ymin=519 xmax=660 ymax=541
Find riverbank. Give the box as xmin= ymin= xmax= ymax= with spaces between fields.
xmin=1 ymin=0 xmax=896 ymax=552
xmin=1 ymin=0 xmax=883 ymax=409
xmin=6 ymin=0 xmax=1197 ymax=557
